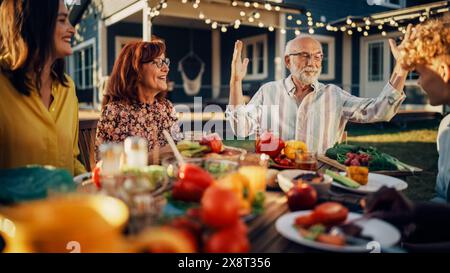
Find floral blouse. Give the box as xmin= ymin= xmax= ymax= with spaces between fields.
xmin=95 ymin=98 xmax=181 ymax=158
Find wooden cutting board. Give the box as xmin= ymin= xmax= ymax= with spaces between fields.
xmin=317 ymin=155 xmax=422 ymax=178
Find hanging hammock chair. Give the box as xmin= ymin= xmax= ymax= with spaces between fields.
xmin=178 ymin=51 xmax=205 ymax=96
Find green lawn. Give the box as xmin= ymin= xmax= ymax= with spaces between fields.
xmin=224 ymin=120 xmax=441 ymax=202
xmin=347 ymin=121 xmax=439 ymax=201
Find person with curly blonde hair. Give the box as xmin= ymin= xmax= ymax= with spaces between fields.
xmin=398 ymin=14 xmax=450 ymax=202
xmin=361 ymin=15 xmax=450 ymax=252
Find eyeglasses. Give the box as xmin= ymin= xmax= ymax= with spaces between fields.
xmin=288 ymin=52 xmax=323 ymax=62
xmin=147 ymin=58 xmax=170 ymax=68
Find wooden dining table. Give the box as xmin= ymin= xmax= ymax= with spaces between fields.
xmin=247 ymin=159 xmax=366 ymax=253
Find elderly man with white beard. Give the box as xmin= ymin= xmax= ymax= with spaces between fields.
xmin=226 ymin=34 xmax=410 ymax=154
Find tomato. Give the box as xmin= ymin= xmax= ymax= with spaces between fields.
xmin=294 ymin=214 xmax=318 ymax=228
xmin=311 ymin=202 xmax=349 ymax=226
xmin=178 ymin=164 xmax=214 ymax=189
xmin=172 ymin=179 xmax=205 ymax=202
xmin=201 ymin=186 xmax=240 ymax=229
xmin=204 ymin=228 xmax=250 ymax=253
xmin=255 ymin=131 xmax=285 ymax=158
xmin=208 ymin=139 xmax=223 ymax=153
xmin=200 ymin=133 xmax=224 ymax=153
xmin=287 ymin=183 xmax=317 ymax=211
xmin=92 ymin=166 xmax=101 ymax=189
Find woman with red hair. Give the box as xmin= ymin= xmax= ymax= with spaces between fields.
xmin=95 ymin=39 xmax=180 ymax=156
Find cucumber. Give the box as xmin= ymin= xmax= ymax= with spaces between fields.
xmin=325 ymin=170 xmax=360 ymax=189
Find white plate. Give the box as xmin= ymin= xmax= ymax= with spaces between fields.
xmin=331 ymin=172 xmax=408 ymax=194
xmin=277 ymin=170 xmax=333 ymax=193
xmin=275 ymin=210 xmax=401 ymax=253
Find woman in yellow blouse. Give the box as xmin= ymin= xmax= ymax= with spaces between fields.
xmin=0 ymin=0 xmax=85 ymax=176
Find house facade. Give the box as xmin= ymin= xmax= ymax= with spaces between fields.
xmin=68 ymin=0 xmax=448 ymax=114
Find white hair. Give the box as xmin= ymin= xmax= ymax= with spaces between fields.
xmin=284 ymin=35 xmax=322 ymax=56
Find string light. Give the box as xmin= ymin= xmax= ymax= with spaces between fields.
xmin=221 ymin=25 xmax=227 ymax=32
xmin=296 ymin=20 xmax=302 ymax=25
xmin=381 ymin=31 xmax=386 ymax=36
xmin=258 ymin=22 xmax=264 ymax=28
xmin=363 ymin=31 xmax=368 ymax=36
xmin=274 ymin=6 xmax=280 ymax=11
xmin=254 ymin=12 xmax=261 ymax=19
xmin=280 ymin=28 xmax=286 ymax=34
xmin=181 ymin=0 xmax=187 ymax=3
xmin=295 ymin=29 xmax=301 ymax=36
xmin=231 ymin=1 xmax=237 ymax=7
xmin=193 ymin=2 xmax=199 ymax=8
xmin=265 ymin=3 xmax=272 ymax=11
xmin=378 ymin=24 xmax=383 ymax=30
xmin=162 ymin=2 xmax=168 ymax=9
xmin=205 ymin=18 xmax=211 ymax=24
xmin=347 ymin=30 xmax=353 ymax=35
xmin=308 ymin=28 xmax=314 ymax=34
xmin=199 ymin=12 xmax=205 ymax=19
xmin=306 ymin=11 xmax=311 ymax=17
xmin=248 ymin=17 xmax=254 ymax=23
xmin=240 ymin=11 xmax=246 ymax=16
xmin=253 ymin=2 xmax=259 ymax=8
xmin=244 ymin=2 xmax=250 ymax=7
xmin=211 ymin=22 xmax=217 ymax=29
xmin=340 ymin=26 xmax=347 ymax=32
xmin=287 ymin=15 xmax=293 ymax=20
xmin=268 ymin=26 xmax=274 ymax=32
xmin=308 ymin=21 xmax=313 ymax=26
xmin=365 ymin=25 xmax=370 ymax=30
xmin=357 ymin=27 xmax=362 ymax=32
xmin=346 ymin=18 xmax=352 ymax=25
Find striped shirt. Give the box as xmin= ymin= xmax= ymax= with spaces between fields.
xmin=226 ymin=75 xmax=406 ymax=154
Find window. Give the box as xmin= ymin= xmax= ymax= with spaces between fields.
xmin=242 ymin=34 xmax=268 ymax=80
xmin=314 ymin=35 xmax=335 ymax=80
xmin=370 ymin=0 xmax=406 ymax=9
xmin=368 ymin=42 xmax=384 ymax=81
xmin=72 ymin=39 xmax=95 ymax=89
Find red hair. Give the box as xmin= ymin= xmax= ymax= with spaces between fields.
xmin=103 ymin=38 xmax=166 ymax=108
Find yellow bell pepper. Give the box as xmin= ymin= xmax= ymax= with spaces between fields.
xmin=284 ymin=140 xmax=308 ymax=160
xmin=346 ymin=166 xmax=369 ymax=185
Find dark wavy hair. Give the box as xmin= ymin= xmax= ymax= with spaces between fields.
xmin=0 ymin=0 xmax=68 ymax=96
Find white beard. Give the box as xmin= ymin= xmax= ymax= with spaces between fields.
xmin=293 ymin=66 xmax=322 ymax=85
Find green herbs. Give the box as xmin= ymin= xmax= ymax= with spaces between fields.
xmin=326 ymin=143 xmax=415 ymax=172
